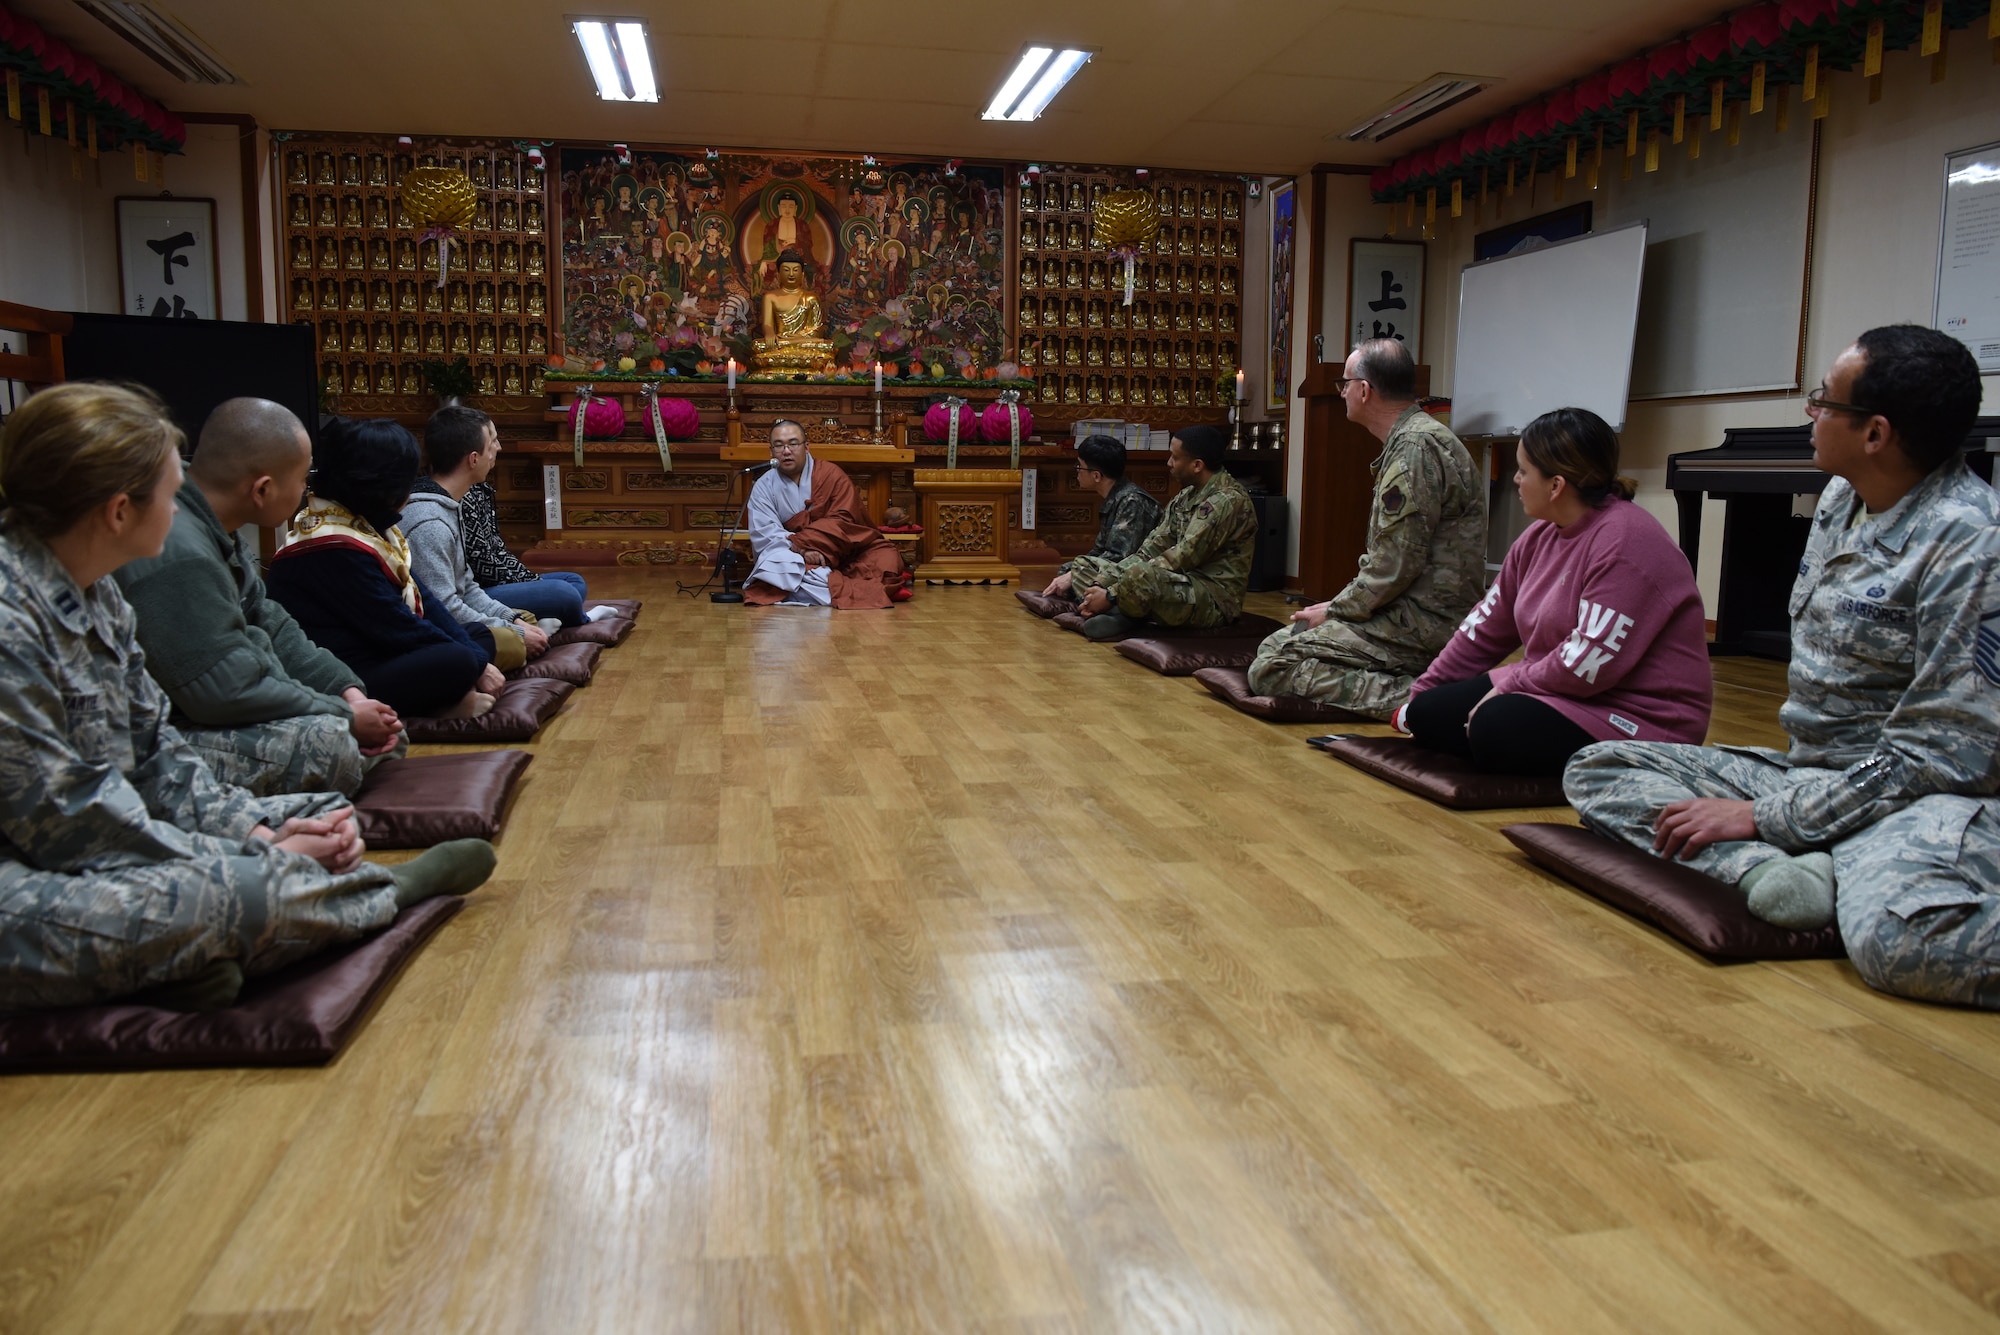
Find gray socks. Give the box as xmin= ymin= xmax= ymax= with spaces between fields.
xmin=1741 ymin=852 xmax=1836 ymax=929
xmin=389 ymin=838 xmax=498 ymax=909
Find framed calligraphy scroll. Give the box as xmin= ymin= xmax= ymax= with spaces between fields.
xmin=1346 ymin=238 xmax=1424 ymax=362
xmin=117 ymin=196 xmax=219 ymax=321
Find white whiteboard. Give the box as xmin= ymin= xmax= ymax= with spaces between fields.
xmin=1450 ymin=221 xmax=1648 ymax=438
xmin=1597 ymin=119 xmax=1818 ymax=397
xmin=1937 ymin=138 xmax=2000 ymax=373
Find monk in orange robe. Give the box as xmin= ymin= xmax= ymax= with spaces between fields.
xmin=742 ymin=420 xmax=909 ymax=609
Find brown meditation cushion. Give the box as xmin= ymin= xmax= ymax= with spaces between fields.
xmin=403 ymin=677 xmax=575 ymax=744
xmin=1501 ymin=823 xmax=1849 ymax=962
xmin=1015 ymin=589 xmax=1073 ymax=619
xmin=0 ymin=897 xmax=463 ymax=1072
xmin=1052 ymin=610 xmax=1284 ymax=641
xmin=506 ymin=640 xmax=603 ymax=685
xmin=1192 ymin=666 xmax=1376 ymax=723
xmin=1116 ymin=637 xmax=1266 ymax=675
xmin=1320 ymin=735 xmax=1569 ymax=809
xmin=352 ymin=750 xmax=532 ymax=849
xmin=549 ymin=615 xmax=634 ymax=647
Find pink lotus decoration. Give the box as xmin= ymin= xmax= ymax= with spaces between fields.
xmin=654 ymin=396 xmax=700 ymax=440
xmin=979 ymin=399 xmax=1033 ymax=444
xmin=569 ymin=396 xmax=626 ymax=440
xmin=923 ymin=400 xmax=977 ymax=442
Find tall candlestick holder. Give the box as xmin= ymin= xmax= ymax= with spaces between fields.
xmin=1229 ymin=396 xmax=1244 ymax=450
xmin=873 ymin=389 xmax=884 ymax=442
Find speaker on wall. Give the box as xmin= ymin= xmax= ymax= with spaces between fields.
xmin=1248 ymin=492 xmax=1288 ymax=593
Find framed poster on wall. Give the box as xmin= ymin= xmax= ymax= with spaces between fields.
xmin=1267 ymin=178 xmax=1295 ymax=411
xmin=116 ymin=195 xmax=219 ymax=321
xmin=1937 ymin=138 xmax=2000 ymax=373
xmin=1347 ymin=238 xmax=1424 ymax=360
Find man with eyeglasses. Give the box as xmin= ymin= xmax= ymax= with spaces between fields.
xmin=1567 ymin=325 xmax=2000 ymax=1009
xmin=742 ymin=419 xmax=909 ymax=608
xmin=1027 ymin=434 xmax=1163 ymax=617
xmin=1244 ymin=337 xmax=1486 ymax=717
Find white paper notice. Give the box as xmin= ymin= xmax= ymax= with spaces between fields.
xmin=543 ymin=463 xmax=563 ymax=529
xmin=1937 ymin=141 xmax=2000 ymax=372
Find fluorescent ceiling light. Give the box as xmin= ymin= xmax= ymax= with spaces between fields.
xmin=571 ymin=17 xmax=659 ymax=102
xmin=1340 ymin=73 xmax=1491 ymax=143
xmin=982 ymin=46 xmax=1091 ymax=121
xmin=76 ymin=1 xmax=239 ymax=85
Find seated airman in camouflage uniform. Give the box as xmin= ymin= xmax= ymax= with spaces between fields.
xmin=114 ymin=398 xmax=404 ymax=797
xmin=1065 ymin=425 xmax=1257 ymax=641
xmin=1034 ymin=433 xmax=1164 ymax=616
xmin=1566 ymin=326 xmax=2000 ymax=1009
xmin=1246 ymin=338 xmax=1486 ymax=719
xmin=0 ymin=384 xmax=492 ymax=1015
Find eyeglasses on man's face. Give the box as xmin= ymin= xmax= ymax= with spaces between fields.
xmin=771 ymin=439 xmax=807 ymax=455
xmin=1804 ymin=384 xmax=1878 ymax=420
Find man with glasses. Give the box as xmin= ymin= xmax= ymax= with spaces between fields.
xmin=1567 ymin=325 xmax=2000 ymax=1008
xmin=1027 ymin=434 xmax=1163 ymax=618
xmin=742 ymin=420 xmax=909 ymax=608
xmin=1244 ymin=337 xmax=1485 ymax=717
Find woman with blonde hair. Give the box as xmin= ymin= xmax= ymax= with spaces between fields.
xmin=1399 ymin=406 xmax=1713 ymax=776
xmin=0 ymin=382 xmax=493 ymax=1015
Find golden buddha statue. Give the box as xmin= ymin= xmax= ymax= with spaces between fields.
xmin=751 ymin=252 xmax=834 ymax=375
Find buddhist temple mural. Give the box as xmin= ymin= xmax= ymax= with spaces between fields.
xmin=556 ymin=149 xmax=1008 ymax=378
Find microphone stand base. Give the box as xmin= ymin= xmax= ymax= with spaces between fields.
xmin=709 ymin=591 xmax=746 ymax=604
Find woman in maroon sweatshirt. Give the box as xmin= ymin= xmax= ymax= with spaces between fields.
xmin=1398 ymin=407 xmax=1713 ymax=776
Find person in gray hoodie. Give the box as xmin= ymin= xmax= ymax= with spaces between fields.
xmin=400 ymin=405 xmax=547 ymax=668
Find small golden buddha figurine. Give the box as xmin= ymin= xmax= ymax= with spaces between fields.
xmin=1197 ymin=303 xmax=1215 ymax=333
xmin=1175 ymin=301 xmax=1194 ymax=331
xmin=342 ymin=154 xmax=362 ymax=186
xmin=474 ymin=282 xmax=495 ymax=313
xmin=396 ymin=201 xmax=413 ymax=229
xmin=1066 ymin=182 xmax=1085 ymax=211
xmin=320 ymin=279 xmax=340 ymax=310
xmin=1195 ymin=378 xmax=1213 ymax=407
xmin=287 ymin=152 xmax=309 ymax=185
xmin=1086 ymin=375 xmax=1104 ymax=405
xmin=368 ymin=154 xmax=388 ymax=187
xmin=314 ymin=153 xmax=336 ymax=185
xmin=373 ymin=321 xmax=394 ymax=354
xmin=1196 ymin=341 xmax=1215 ymax=371
xmin=1020 ymin=219 xmax=1037 ymax=251
xmin=400 ymin=365 xmax=423 ymax=395
xmin=1020 ymin=257 xmax=1037 ymax=290
xmin=1018 ymin=301 xmax=1037 ymax=330
xmin=1063 ymin=374 xmax=1082 ymax=404
xmin=476 ymin=365 xmax=498 ymax=396
xmin=396 ymin=239 xmax=417 ymax=271
xmin=1064 ymin=298 xmax=1084 ymax=328
xmin=524 ymin=200 xmax=542 ymax=233
xmin=344 ymin=239 xmax=365 ymax=270
xmin=289 ymin=195 xmax=310 ymax=227
xmin=1220 ymin=339 xmax=1238 ymax=367
xmin=1177 ymin=225 xmax=1194 ymax=255
xmin=498 ymin=241 xmax=519 ymax=274
xmin=1107 ymin=376 xmax=1125 ymax=406
xmin=1041 ymin=295 xmax=1061 ymax=327
xmin=424 ymin=285 xmax=444 ymax=314
xmin=473 ymin=199 xmax=492 ymax=231
xmin=344 ymin=279 xmax=367 ymax=311
xmin=370 ymin=197 xmax=390 ymax=230
xmin=526 ymin=163 xmax=544 ymax=191
xmin=342 ymin=195 xmax=363 ymax=228
xmin=1173 ymin=339 xmax=1192 ymax=370
xmin=1202 ymin=189 xmax=1217 ymax=218
xmin=503 ymin=363 xmax=524 ymax=395
xmin=424 ymin=323 xmax=446 ymax=354
xmin=399 ymin=322 xmax=420 ymax=353
xmin=316 ymin=237 xmax=339 ymax=270
xmin=498 ymin=200 xmax=517 ymax=231
xmin=1087 ymin=261 xmax=1106 ymax=290
xmin=449 ymin=281 xmax=469 ymax=314
xmin=1019 ymin=336 xmax=1039 ymax=367
xmin=1220 ymin=266 xmax=1238 ymax=296
xmin=444 ymin=155 xmax=463 ymax=176
xmin=476 ymin=324 xmax=496 ymax=355
xmin=1154 ymin=229 xmax=1175 ymax=257
xmin=450 ymin=324 xmax=471 ymax=356
xmin=394 ymin=154 xmax=414 ymax=181
xmin=1221 ymin=227 xmax=1239 ymax=258
xmin=497 ymin=157 xmax=517 ymax=190
xmin=525 ymin=244 xmax=544 ymax=275
xmin=291 ymin=280 xmax=313 ymax=312
xmin=1219 ymin=305 xmax=1237 ymax=334
xmin=1087 ymin=336 xmax=1105 ymax=366
xmin=1062 ymin=337 xmax=1081 ymax=367
xmin=1130 ymin=301 xmax=1150 ymax=332
xmin=526 ymin=284 xmax=546 ymax=317
xmin=1175 ymin=263 xmax=1194 ymax=293
xmin=1199 ymin=228 xmax=1216 ymax=258
xmin=1042 ymin=258 xmax=1062 ymax=287
xmin=1223 ymin=189 xmax=1241 ymax=220
xmin=502 ymin=324 xmax=522 ymax=355
xmin=1106 ymin=301 xmax=1126 ymax=330
xmin=1086 ymin=299 xmax=1105 ymax=328
xmin=1156 ymin=185 xmax=1174 ymax=216
xmin=1153 ymin=339 xmax=1172 ymax=369
xmin=1066 ymin=220 xmax=1085 ymax=250
xmin=324 ymin=364 xmax=343 ymax=395
xmin=370 ymin=239 xmax=390 ymax=271
xmin=371 ymin=279 xmax=391 ymax=311
xmin=1130 ymin=336 xmax=1149 ymax=368
xmin=1198 ymin=264 xmax=1216 ymax=294
xmin=1038 ymin=377 xmax=1059 ymax=404
xmin=527 ymin=325 xmax=547 ymax=356
xmin=500 ymin=282 xmax=520 ymax=315
xmin=1064 ymin=258 xmax=1083 ymax=289
xmin=372 ymin=363 xmax=394 ymax=394
xmin=1109 ymin=337 xmax=1128 ymax=368
xmin=321 ymin=321 xmax=342 ymax=354
xmin=470 ymin=156 xmax=490 ymax=188
xmin=346 ymin=320 xmax=367 ymax=352
xmin=1178 ymin=188 xmax=1196 ymax=217
xmin=750 ymin=251 xmax=835 ymax=374
xmin=1037 ymin=219 xmax=1057 ymax=250
xmin=530 ymin=365 xmax=547 ymax=394
xmin=1153 ymin=266 xmax=1173 ymax=295
xmin=1173 ymin=377 xmax=1192 ymax=408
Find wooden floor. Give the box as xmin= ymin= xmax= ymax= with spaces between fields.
xmin=5 ymin=571 xmax=1999 ymax=1334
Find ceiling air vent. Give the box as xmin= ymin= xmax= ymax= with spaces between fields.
xmin=1340 ymin=74 xmax=1491 ymax=144
xmin=74 ymin=1 xmax=240 ymax=85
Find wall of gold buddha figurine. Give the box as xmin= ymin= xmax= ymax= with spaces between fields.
xmin=280 ymin=135 xmax=551 ymax=406
xmin=1015 ymin=166 xmax=1243 ymax=415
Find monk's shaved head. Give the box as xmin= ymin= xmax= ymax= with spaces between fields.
xmin=190 ymin=398 xmax=310 ymax=486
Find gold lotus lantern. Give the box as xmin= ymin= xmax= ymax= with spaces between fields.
xmin=399 ymin=165 xmax=478 ymax=287
xmin=1092 ymin=188 xmax=1163 ymax=305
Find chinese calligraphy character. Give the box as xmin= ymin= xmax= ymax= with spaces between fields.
xmin=146 ymin=230 xmax=196 ymax=286
xmin=1366 ymin=269 xmax=1406 ymax=313
xmin=148 ymin=295 xmax=198 ymax=319
xmin=1370 ymin=320 xmax=1404 ymax=343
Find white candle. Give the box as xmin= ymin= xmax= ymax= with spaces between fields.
xmin=727 ymin=358 xmax=737 ymax=390
xmin=1235 ymin=369 xmax=1246 ymax=402
xmin=875 ymin=360 xmax=883 ymax=394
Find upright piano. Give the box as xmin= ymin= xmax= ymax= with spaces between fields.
xmin=1667 ymin=418 xmax=1999 ymax=659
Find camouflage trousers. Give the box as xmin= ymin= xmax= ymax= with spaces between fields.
xmin=1066 ymin=555 xmax=1238 ymax=629
xmin=1566 ymin=741 xmax=2000 ymax=1010
xmin=0 ymin=842 xmax=401 ymax=1014
xmin=1245 ymin=615 xmax=1439 ymax=719
xmin=180 ymin=713 xmax=400 ymax=798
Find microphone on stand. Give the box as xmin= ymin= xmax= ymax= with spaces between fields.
xmin=740 ymin=459 xmax=778 ymax=473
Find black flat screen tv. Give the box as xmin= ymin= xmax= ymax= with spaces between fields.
xmin=59 ymin=312 xmax=319 ymax=446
